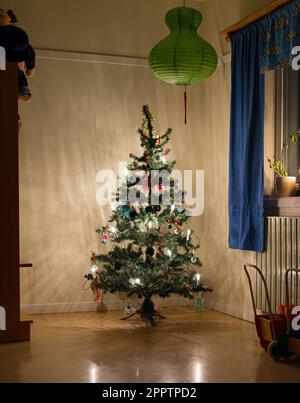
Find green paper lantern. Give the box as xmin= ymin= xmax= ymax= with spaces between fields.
xmin=148 ymin=7 xmax=218 ymax=86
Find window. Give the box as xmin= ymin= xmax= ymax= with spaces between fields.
xmin=275 ymin=66 xmax=300 ymax=180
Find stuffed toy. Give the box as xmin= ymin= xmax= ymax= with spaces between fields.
xmin=0 ymin=8 xmax=35 ymax=101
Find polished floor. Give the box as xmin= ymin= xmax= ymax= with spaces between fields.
xmin=0 ymin=309 xmax=300 ymax=383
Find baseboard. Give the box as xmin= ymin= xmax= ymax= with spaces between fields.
xmin=22 ymin=301 xmax=101 ymax=315
xmin=22 ymin=298 xmax=253 ymax=321
xmin=21 ymin=296 xmax=195 ymax=315
xmin=211 ymin=301 xmax=254 ymax=323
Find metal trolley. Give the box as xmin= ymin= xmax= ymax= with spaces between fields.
xmin=244 ymin=264 xmax=300 ymax=360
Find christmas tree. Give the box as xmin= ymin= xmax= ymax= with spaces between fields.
xmin=85 ymin=106 xmax=212 ymax=325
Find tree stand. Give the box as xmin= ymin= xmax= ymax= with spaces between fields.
xmin=121 ymin=295 xmax=166 ymax=326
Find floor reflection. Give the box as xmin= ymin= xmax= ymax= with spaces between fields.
xmin=1 ymin=310 xmax=300 ymax=383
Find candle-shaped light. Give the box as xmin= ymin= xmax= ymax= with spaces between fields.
xmin=187 ymin=229 xmax=192 ymax=242
xmin=171 ymin=204 xmax=175 ymax=212
xmin=195 ymin=273 xmax=201 ymax=286
xmin=123 ymin=164 xmax=130 ymax=177
xmin=91 ymin=264 xmax=98 ymax=273
xmin=167 ymin=249 xmax=172 ymax=259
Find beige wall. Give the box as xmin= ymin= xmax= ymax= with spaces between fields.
xmin=211 ymin=0 xmax=273 ymax=54
xmin=1 ymin=0 xmax=275 ymax=319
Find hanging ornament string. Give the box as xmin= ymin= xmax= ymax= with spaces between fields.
xmin=184 ymin=85 xmax=187 ymax=125
xmin=82 ymin=279 xmax=92 ymax=291
xmin=182 ymin=0 xmax=186 ymax=150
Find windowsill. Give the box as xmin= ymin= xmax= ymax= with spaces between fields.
xmin=264 ymin=196 xmax=300 ymax=217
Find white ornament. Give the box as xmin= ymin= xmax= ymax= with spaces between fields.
xmin=191 ymin=249 xmax=197 ymax=264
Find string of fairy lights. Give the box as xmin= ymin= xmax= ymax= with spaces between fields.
xmin=90 ymin=199 xmax=202 ymax=288
xmin=85 ymin=105 xmax=207 ymax=304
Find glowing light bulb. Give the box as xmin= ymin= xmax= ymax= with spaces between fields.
xmin=91 ymin=264 xmax=98 ymax=273
xmin=195 ymin=273 xmax=201 ymax=285
xmin=161 ymin=156 xmax=167 ymax=164
xmin=187 ymin=229 xmax=192 ymax=241
xmin=110 ymin=226 xmax=117 ymax=233
xmin=171 ymin=204 xmax=175 ymax=212
xmin=130 ymin=278 xmax=142 ymax=286
xmin=167 ymin=249 xmax=172 ymax=259
xmin=148 ymin=221 xmax=153 ymax=229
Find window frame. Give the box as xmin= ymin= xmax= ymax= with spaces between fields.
xmin=275 ymin=67 xmax=300 ymax=179
xmin=275 ymin=68 xmax=285 ymax=165
xmin=264 ymin=69 xmax=300 ymax=216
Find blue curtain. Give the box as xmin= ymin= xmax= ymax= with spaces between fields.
xmin=261 ymin=0 xmax=300 ymax=72
xmin=229 ymin=23 xmax=265 ymax=252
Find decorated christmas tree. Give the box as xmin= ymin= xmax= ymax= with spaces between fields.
xmin=85 ymin=106 xmax=212 ymax=325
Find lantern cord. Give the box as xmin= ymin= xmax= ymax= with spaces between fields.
xmin=184 ymin=86 xmax=187 ymax=125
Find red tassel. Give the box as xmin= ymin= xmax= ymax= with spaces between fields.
xmin=184 ymin=89 xmax=187 ymax=125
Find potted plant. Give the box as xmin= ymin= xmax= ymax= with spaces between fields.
xmin=267 ymin=129 xmax=300 ymax=197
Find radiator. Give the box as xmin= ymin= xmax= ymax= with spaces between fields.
xmin=255 ymin=217 xmax=300 ymax=313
